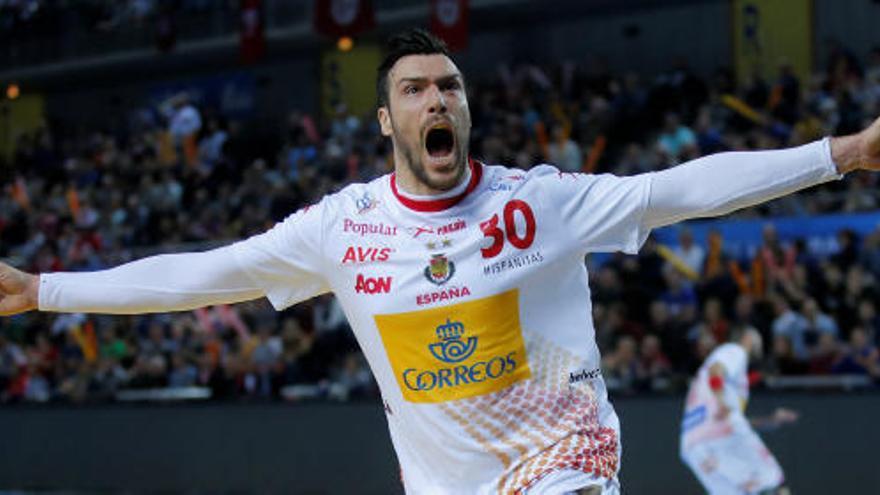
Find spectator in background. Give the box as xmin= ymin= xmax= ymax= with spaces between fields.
xmin=198 ymin=117 xmax=228 ymax=171
xmin=330 ymin=352 xmax=375 ymax=400
xmin=771 ymin=295 xmax=811 ymax=362
xmin=656 ymin=112 xmax=697 ymax=161
xmin=547 ymin=122 xmax=582 ymax=172
xmin=802 ymin=297 xmax=839 ymax=349
xmin=168 ymin=353 xmax=198 ymax=388
xmin=247 ymin=322 xmax=282 ymax=397
xmin=860 ymin=226 xmax=880 ymax=277
xmin=162 ymin=92 xmax=202 ymax=144
xmin=695 ymin=298 xmax=729 ymax=344
xmin=856 ymin=298 xmax=880 ymax=346
xmin=282 ymin=117 xmax=319 ymax=182
xmin=833 ymin=327 xmax=880 ymax=377
xmin=772 ymin=333 xmax=808 ymax=375
xmin=671 ymin=228 xmax=705 ymax=277
xmin=760 ymin=224 xmax=796 ymax=288
xmin=603 ymin=336 xmax=640 ymax=393
xmin=809 ymin=332 xmax=841 ymax=374
xmin=661 ymin=267 xmax=698 ymax=317
xmin=637 ymin=334 xmax=672 ymax=389
xmin=161 ymin=92 xmax=202 ymax=166
xmin=0 ymin=333 xmax=26 ymax=400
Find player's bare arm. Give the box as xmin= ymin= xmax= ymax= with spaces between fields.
xmin=829 ymin=114 xmax=880 ymax=173
xmin=750 ymin=408 xmax=800 ymax=431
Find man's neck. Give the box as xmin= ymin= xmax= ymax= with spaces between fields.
xmin=394 ymin=160 xmax=471 ymax=199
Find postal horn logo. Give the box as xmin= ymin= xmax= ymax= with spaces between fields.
xmin=428 ymin=319 xmax=477 ymax=364
xmin=425 ymin=254 xmax=455 ymax=285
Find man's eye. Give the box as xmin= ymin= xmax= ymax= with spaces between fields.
xmin=445 ymin=81 xmax=461 ymax=91
xmin=404 ymin=86 xmax=419 ymax=95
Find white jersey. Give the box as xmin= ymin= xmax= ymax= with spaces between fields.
xmin=231 ymin=160 xmax=651 ymax=494
xmin=39 ymin=141 xmax=839 ymax=493
xmin=681 ymin=343 xmax=750 ymax=450
xmin=680 ymin=344 xmax=785 ymax=494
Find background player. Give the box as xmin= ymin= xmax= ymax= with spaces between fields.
xmin=681 ymin=326 xmax=799 ymax=495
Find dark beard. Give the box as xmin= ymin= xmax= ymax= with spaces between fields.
xmin=395 ymin=126 xmax=468 ymax=192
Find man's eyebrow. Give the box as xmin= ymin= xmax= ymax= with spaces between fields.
xmin=396 ymin=74 xmax=462 ymax=86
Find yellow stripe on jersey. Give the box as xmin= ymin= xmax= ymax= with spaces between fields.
xmin=375 ymin=289 xmax=532 ymax=403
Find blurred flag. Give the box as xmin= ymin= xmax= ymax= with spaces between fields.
xmin=66 ymin=186 xmax=81 ymax=222
xmin=313 ymin=0 xmax=375 ymax=39
xmin=73 ymin=320 xmax=99 ymax=363
xmin=183 ymin=133 xmax=199 ymax=167
xmin=10 ymin=176 xmax=30 ymax=211
xmin=656 ymin=244 xmax=699 ymax=281
xmin=430 ymin=0 xmax=468 ymax=51
xmin=583 ymin=135 xmax=606 ymax=173
xmin=157 ymin=131 xmax=177 ymax=165
xmin=240 ymin=0 xmax=266 ymax=64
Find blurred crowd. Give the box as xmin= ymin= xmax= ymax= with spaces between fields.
xmin=2 ymin=39 xmax=880 ymax=403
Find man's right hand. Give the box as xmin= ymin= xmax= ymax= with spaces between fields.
xmin=0 ymin=262 xmax=39 ymax=316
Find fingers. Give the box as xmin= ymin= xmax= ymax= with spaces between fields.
xmin=0 ymin=293 xmax=36 ymax=316
xmin=0 ymin=264 xmax=39 ymax=316
xmin=0 ymin=262 xmax=28 ymax=295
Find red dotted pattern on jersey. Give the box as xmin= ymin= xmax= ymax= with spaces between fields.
xmin=439 ymin=335 xmax=620 ymax=494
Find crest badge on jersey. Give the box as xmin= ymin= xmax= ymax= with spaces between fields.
xmin=356 ymin=191 xmax=379 ymax=214
xmin=424 ymin=254 xmax=455 ymax=285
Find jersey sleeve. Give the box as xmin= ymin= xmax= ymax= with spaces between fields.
xmin=712 ymin=345 xmax=747 ymax=376
xmin=231 ymin=200 xmax=331 ymax=310
xmin=535 ymin=166 xmax=652 ymax=254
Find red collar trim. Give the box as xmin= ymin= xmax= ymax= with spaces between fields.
xmin=390 ymin=158 xmax=482 ymax=212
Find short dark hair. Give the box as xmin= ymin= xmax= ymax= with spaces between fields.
xmin=377 ymin=28 xmax=451 ymax=108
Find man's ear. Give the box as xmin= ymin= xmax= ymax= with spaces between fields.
xmin=378 ymin=106 xmax=393 ymax=137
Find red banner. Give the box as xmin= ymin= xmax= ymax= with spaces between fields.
xmin=313 ymin=0 xmax=375 ymax=38
xmin=430 ymin=0 xmax=468 ymax=51
xmin=240 ymin=0 xmax=266 ymax=64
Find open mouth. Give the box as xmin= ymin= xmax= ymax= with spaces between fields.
xmin=425 ymin=125 xmax=455 ymax=158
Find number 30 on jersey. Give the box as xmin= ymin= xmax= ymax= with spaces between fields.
xmin=479 ymin=200 xmax=536 ymax=259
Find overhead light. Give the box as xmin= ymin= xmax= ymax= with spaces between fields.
xmin=337 ymin=36 xmax=354 ymax=52
xmin=6 ymin=84 xmax=19 ymax=100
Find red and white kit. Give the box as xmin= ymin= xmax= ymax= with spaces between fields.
xmin=39 ymin=140 xmax=838 ymax=494
xmin=681 ymin=343 xmax=785 ymax=494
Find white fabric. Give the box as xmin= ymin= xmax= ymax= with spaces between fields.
xmin=38 ymin=139 xmax=840 ymax=493
xmin=681 ymin=429 xmax=784 ymax=494
xmin=643 ymin=138 xmax=839 ymax=229
xmin=681 ymin=344 xmax=785 ymax=494
xmin=39 ymin=246 xmax=264 ymax=314
xmin=681 ymin=344 xmax=751 ymax=449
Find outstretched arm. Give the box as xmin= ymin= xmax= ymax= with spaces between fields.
xmin=750 ymin=407 xmax=799 ymax=432
xmin=0 ymin=244 xmax=263 ymax=316
xmin=0 ymin=198 xmax=328 ymax=317
xmin=642 ymin=116 xmax=880 ymax=229
xmin=707 ymin=362 xmax=734 ymax=421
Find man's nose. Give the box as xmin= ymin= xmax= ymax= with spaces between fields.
xmin=427 ymin=85 xmax=447 ymax=114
